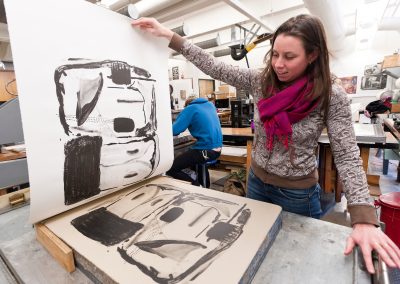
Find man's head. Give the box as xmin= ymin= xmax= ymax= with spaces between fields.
xmin=184 ymin=95 xmax=198 ymax=107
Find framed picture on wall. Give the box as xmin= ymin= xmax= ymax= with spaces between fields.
xmin=339 ymin=76 xmax=357 ymax=94
xmin=172 ymin=66 xmax=179 ymax=80
xmin=360 ymin=75 xmax=387 ymax=90
xmin=363 ymin=64 xmax=382 ymax=75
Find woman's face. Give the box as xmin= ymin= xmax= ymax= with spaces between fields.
xmin=271 ymin=34 xmax=313 ymax=84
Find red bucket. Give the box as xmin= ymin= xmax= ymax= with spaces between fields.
xmin=375 ymin=192 xmax=400 ymax=248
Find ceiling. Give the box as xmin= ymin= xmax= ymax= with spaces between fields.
xmin=0 ymin=0 xmax=399 ymax=61
xmin=98 ymin=0 xmax=400 ymax=55
xmin=99 ymin=1 xmax=400 ymax=34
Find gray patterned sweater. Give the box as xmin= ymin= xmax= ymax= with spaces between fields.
xmin=169 ymin=34 xmax=377 ymax=226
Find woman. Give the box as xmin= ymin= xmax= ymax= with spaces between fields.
xmin=132 ymin=15 xmax=400 ymax=273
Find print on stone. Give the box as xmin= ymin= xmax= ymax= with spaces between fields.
xmin=71 ymin=183 xmax=251 ymax=283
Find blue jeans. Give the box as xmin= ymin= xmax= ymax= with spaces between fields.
xmin=247 ymin=168 xmax=322 ymax=219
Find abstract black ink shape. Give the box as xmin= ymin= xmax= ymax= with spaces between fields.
xmin=206 ymin=222 xmax=240 ymax=242
xmin=159 ymin=207 xmax=184 ymax=223
xmin=55 ymin=59 xmax=154 ymax=135
xmin=111 ymin=62 xmax=131 ymax=85
xmin=76 ymin=73 xmax=104 ymax=126
xmin=71 ymin=207 xmax=143 ymax=246
xmin=237 ymin=208 xmax=251 ymax=224
xmin=64 ymin=136 xmax=102 ymax=205
xmin=114 ymin=117 xmax=135 ymax=133
xmin=132 ymin=66 xmax=152 ymax=78
xmin=134 ymin=240 xmax=206 ymax=260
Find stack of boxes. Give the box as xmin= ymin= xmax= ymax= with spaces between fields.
xmin=215 ymin=84 xmax=236 ymax=100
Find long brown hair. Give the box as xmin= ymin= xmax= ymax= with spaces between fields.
xmin=260 ymin=14 xmax=332 ymax=120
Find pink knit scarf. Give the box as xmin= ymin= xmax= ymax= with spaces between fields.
xmin=257 ymin=75 xmax=319 ymax=150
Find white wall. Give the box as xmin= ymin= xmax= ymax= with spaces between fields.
xmin=331 ymin=31 xmax=400 ymax=108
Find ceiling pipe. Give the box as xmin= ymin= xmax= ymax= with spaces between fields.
xmin=222 ymin=0 xmax=273 ymax=32
xmin=194 ymin=34 xmax=221 ymax=49
xmin=135 ymin=0 xmax=186 ymax=17
xmin=172 ymin=24 xmax=189 ymax=37
xmin=171 ymin=34 xmax=221 ymax=56
xmin=214 ymin=48 xmax=231 ymax=57
xmin=303 ymin=0 xmax=346 ymax=53
xmin=149 ymin=0 xmax=218 ymax=23
xmin=108 ymin=0 xmax=141 ymax=12
xmin=116 ymin=4 xmax=139 ymax=19
xmin=378 ymin=18 xmax=400 ymax=31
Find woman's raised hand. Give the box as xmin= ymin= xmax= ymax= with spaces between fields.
xmin=131 ymin=17 xmax=174 ymax=41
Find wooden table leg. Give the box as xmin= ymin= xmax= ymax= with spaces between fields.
xmin=335 ymin=176 xmax=343 ymax=202
xmin=360 ymin=147 xmax=380 ymax=186
xmin=324 ymin=147 xmax=333 ymax=193
xmin=245 ymin=139 xmax=252 ymax=194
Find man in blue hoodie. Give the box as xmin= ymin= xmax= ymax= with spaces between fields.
xmin=167 ymin=95 xmax=223 ymax=187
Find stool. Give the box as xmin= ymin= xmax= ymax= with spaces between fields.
xmin=195 ymin=159 xmax=218 ymax=188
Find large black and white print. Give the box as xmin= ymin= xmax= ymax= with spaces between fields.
xmin=55 ymin=60 xmax=160 ymax=205
xmin=4 ymin=0 xmax=173 ymax=223
xmin=361 ymin=75 xmax=387 ymax=90
xmin=363 ymin=64 xmax=382 ymax=76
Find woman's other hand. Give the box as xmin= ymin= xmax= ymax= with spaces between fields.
xmin=131 ymin=17 xmax=174 ymax=41
xmin=344 ymin=223 xmax=400 ymax=274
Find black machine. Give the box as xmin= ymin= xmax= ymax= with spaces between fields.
xmin=230 ymin=33 xmax=274 ymax=62
xmin=230 ymin=99 xmax=254 ymax=128
xmin=215 ymin=98 xmax=230 ymax=109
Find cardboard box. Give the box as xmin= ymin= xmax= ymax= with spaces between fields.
xmin=382 ymin=54 xmax=400 ymax=69
xmin=215 ymin=92 xmax=230 ymax=100
xmin=218 ymin=84 xmax=236 ymax=94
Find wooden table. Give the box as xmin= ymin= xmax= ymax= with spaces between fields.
xmin=383 ymin=118 xmax=400 ymax=181
xmin=221 ymin=127 xmax=254 ymax=174
xmin=0 ymin=149 xmax=26 ymax=162
xmin=318 ymin=131 xmax=399 ymax=200
xmin=220 ymin=127 xmax=254 ymax=193
xmin=217 ymin=110 xmax=231 ymax=125
xmin=384 ymin=118 xmax=400 ymax=139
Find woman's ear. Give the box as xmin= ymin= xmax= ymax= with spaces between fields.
xmin=308 ymin=50 xmax=319 ymax=64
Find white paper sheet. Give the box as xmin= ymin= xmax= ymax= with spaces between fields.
xmin=221 ymin=146 xmax=247 ymax=157
xmin=5 ymin=0 xmax=174 ymax=223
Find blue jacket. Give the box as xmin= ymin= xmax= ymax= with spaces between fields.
xmin=173 ymin=98 xmax=223 ymax=150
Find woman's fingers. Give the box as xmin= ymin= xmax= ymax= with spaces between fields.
xmin=373 ymin=242 xmax=395 ymax=267
xmin=359 ymin=244 xmax=375 ymax=274
xmin=344 ymin=236 xmax=355 ymax=255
